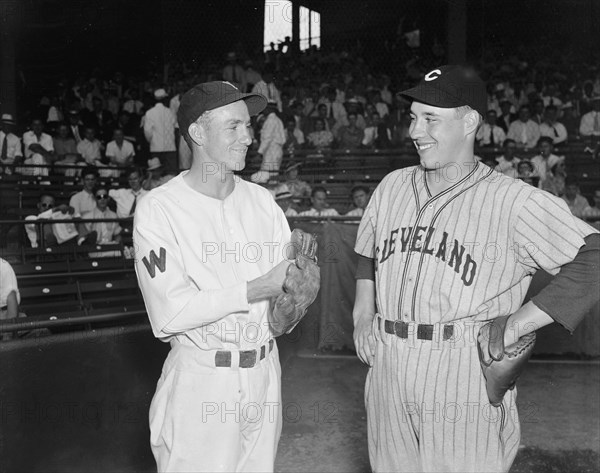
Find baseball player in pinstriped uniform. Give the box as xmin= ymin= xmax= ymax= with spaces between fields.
xmin=134 ymin=82 xmax=295 ymax=472
xmin=352 ymin=66 xmax=600 ymax=472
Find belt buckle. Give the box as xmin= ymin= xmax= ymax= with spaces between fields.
xmin=394 ymin=321 xmax=408 ymax=339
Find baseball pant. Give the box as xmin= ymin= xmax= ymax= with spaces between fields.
xmin=149 ymin=340 xmax=282 ymax=472
xmin=366 ymin=318 xmax=520 ymax=473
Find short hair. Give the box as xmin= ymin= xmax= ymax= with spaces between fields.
xmin=455 ymin=105 xmax=483 ymax=129
xmin=537 ymin=136 xmax=553 ymax=147
xmin=545 ymin=105 xmax=558 ymax=113
xmin=39 ymin=192 xmax=55 ymax=202
xmin=183 ymin=109 xmax=214 ymax=147
xmin=503 ymin=138 xmax=516 ymax=147
xmin=126 ymin=166 xmax=144 ymax=179
xmin=351 ymin=185 xmax=369 ymax=196
xmin=311 ymin=186 xmax=327 ymax=198
xmin=81 ymin=166 xmax=99 ymax=179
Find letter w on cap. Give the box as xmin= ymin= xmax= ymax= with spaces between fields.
xmin=142 ymin=247 xmax=167 ymax=278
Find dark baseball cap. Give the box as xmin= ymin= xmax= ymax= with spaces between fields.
xmin=399 ymin=65 xmax=487 ymax=116
xmin=177 ymin=81 xmax=267 ymax=138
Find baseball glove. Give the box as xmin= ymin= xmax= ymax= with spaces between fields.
xmin=477 ymin=315 xmax=536 ymax=407
xmin=268 ymin=229 xmax=320 ymax=337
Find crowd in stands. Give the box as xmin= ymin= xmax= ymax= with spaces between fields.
xmin=1 ymin=39 xmax=600 ymax=252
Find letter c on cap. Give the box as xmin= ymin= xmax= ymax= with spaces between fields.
xmin=424 ymin=69 xmax=442 ymax=81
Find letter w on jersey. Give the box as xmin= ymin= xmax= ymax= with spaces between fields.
xmin=142 ymin=247 xmax=167 ymax=278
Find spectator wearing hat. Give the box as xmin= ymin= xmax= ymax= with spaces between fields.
xmin=251 ymin=101 xmax=286 ymax=184
xmin=539 ymin=105 xmax=568 ymax=145
xmin=495 ymin=139 xmax=521 ymax=178
xmin=0 ymin=113 xmax=22 ymax=173
xmin=299 ymin=186 xmax=339 ymax=217
xmin=579 ymin=96 xmax=600 ymax=145
xmin=530 ymin=137 xmax=564 ymax=189
xmin=507 ymin=105 xmax=541 ymax=150
xmin=274 ymin=184 xmax=297 ymax=216
xmin=284 ymin=162 xmax=311 ymax=207
xmin=561 ymin=177 xmax=592 ymax=218
xmin=142 ymin=157 xmax=174 ymax=190
xmin=21 ymin=118 xmax=55 ymax=176
xmin=345 ymin=185 xmax=370 ymax=217
xmin=475 ymin=110 xmax=506 ymax=148
xmin=143 ymin=88 xmax=177 ymax=173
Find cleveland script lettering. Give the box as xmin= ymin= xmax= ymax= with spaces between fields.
xmin=375 ymin=226 xmax=478 ymax=286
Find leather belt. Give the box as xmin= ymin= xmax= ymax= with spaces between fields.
xmin=215 ymin=339 xmax=275 ymax=368
xmin=380 ymin=318 xmax=454 ymax=341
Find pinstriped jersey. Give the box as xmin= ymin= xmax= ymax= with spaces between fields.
xmin=355 ymin=162 xmax=598 ymax=325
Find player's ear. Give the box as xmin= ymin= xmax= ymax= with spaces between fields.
xmin=188 ymin=122 xmax=205 ymax=146
xmin=463 ymin=110 xmax=480 ymax=136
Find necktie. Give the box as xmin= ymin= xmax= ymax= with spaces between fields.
xmin=553 ymin=126 xmax=559 ymax=138
xmin=128 ymin=194 xmax=137 ymax=215
xmin=521 ymin=124 xmax=528 ymax=146
xmin=489 ymin=127 xmax=495 ymax=146
xmin=0 ymin=134 xmax=7 ymax=161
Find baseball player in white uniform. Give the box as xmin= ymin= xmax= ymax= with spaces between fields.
xmin=353 ymin=65 xmax=600 ymax=473
xmin=134 ymin=81 xmax=294 ymax=472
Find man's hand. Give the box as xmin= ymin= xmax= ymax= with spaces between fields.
xmin=353 ymin=314 xmax=375 ymax=366
xmin=247 ymin=260 xmax=291 ymax=303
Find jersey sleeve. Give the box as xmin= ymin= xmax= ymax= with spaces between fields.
xmin=513 ymin=189 xmax=599 ymax=274
xmin=133 ymin=195 xmax=250 ymax=339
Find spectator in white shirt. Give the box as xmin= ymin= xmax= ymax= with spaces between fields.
xmin=21 ymin=118 xmax=55 ymax=176
xmin=507 ymin=105 xmax=541 ymax=150
xmin=76 ymin=126 xmax=104 ymax=165
xmin=530 ymin=137 xmax=564 ymax=189
xmin=251 ymin=102 xmax=286 ymax=184
xmin=539 ymin=105 xmax=568 ymax=145
xmin=122 ymin=89 xmax=144 ymax=116
xmin=0 ymin=258 xmax=20 ymax=322
xmin=143 ymin=88 xmax=177 ymax=173
xmin=106 ymin=128 xmax=135 ymax=171
xmin=579 ymin=96 xmax=600 ymax=144
xmin=108 ymin=167 xmax=147 ymax=218
xmin=252 ymin=69 xmax=282 ymax=112
xmin=476 ymin=110 xmax=506 ymax=148
xmin=299 ymin=187 xmax=340 ymax=217
xmin=495 ymin=139 xmax=521 ymax=178
xmin=82 ymin=187 xmax=122 ymax=245
xmin=0 ymin=114 xmax=22 ymax=173
xmin=345 ymin=185 xmax=370 ymax=217
xmin=69 ymin=167 xmax=99 ymax=215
